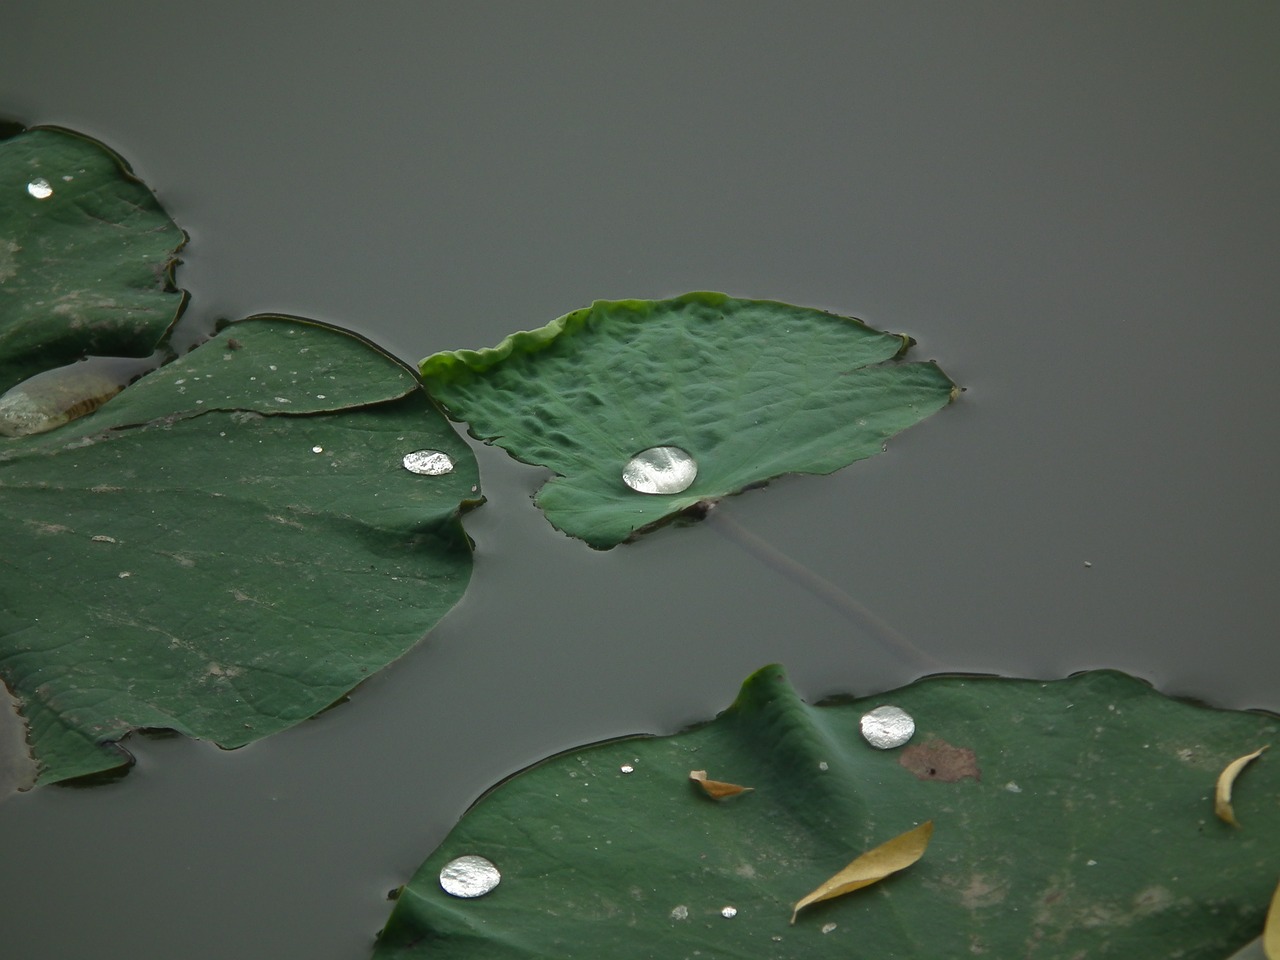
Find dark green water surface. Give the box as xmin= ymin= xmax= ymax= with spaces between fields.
xmin=1 ymin=4 xmax=1277 ymax=958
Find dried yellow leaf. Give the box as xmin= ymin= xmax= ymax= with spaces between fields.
xmin=790 ymin=820 xmax=934 ymax=924
xmin=1265 ymin=876 xmax=1280 ymax=960
xmin=1215 ymin=745 xmax=1269 ymax=827
xmin=688 ymin=769 xmax=753 ymax=799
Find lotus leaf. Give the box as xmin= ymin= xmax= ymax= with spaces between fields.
xmin=0 ymin=317 xmax=478 ymax=784
xmin=0 ymin=125 xmax=185 ymax=394
xmin=377 ymin=666 xmax=1279 ymax=958
xmin=419 ymin=293 xmax=956 ymax=548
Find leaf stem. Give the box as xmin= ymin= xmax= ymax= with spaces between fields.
xmin=705 ymin=508 xmax=946 ymax=673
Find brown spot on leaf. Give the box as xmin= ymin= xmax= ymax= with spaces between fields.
xmin=899 ymin=738 xmax=980 ymax=782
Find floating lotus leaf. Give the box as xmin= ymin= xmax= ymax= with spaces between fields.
xmin=419 ymin=293 xmax=957 ymax=548
xmin=0 ymin=316 xmax=479 ymax=784
xmin=0 ymin=125 xmax=185 ymax=394
xmin=376 ymin=666 xmax=1279 ymax=959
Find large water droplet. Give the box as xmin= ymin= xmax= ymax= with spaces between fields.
xmin=439 ymin=855 xmax=501 ymax=898
xmin=402 ymin=449 xmax=454 ymax=476
xmin=26 ymin=178 xmax=52 ymax=199
xmin=622 ymin=445 xmax=697 ymax=494
xmin=860 ymin=705 xmax=915 ymax=749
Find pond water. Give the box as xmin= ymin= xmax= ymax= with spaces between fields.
xmin=1 ymin=5 xmax=1277 ymax=959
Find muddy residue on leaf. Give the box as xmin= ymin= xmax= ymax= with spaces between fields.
xmin=899 ymin=738 xmax=980 ymax=782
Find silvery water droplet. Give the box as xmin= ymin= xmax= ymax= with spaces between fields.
xmin=620 ymin=764 xmax=634 ymax=774
xmin=622 ymin=445 xmax=697 ymax=494
xmin=821 ymin=923 xmax=838 ymax=934
xmin=311 ymin=445 xmax=323 ymax=454
xmin=860 ymin=705 xmax=915 ymax=749
xmin=438 ymin=855 xmax=500 ymax=898
xmin=721 ymin=906 xmax=738 ymax=918
xmin=403 ymin=449 xmax=455 ymax=476
xmin=27 ymin=178 xmax=52 ymax=199
xmin=669 ymin=905 xmax=689 ymax=921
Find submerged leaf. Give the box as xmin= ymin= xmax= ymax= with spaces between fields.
xmin=0 ymin=679 xmax=36 ymax=801
xmin=0 ymin=354 xmax=157 ymax=437
xmin=419 ymin=293 xmax=956 ymax=548
xmin=376 ymin=667 xmax=1280 ymax=959
xmin=1216 ymin=746 xmax=1269 ymax=827
xmin=790 ymin=820 xmax=933 ymax=923
xmin=689 ymin=768 xmax=753 ymax=799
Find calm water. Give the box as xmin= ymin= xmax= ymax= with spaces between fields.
xmin=1 ymin=5 xmax=1277 ymax=958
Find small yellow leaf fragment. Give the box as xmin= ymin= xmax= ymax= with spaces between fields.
xmin=689 ymin=769 xmax=753 ymax=799
xmin=790 ymin=820 xmax=934 ymax=924
xmin=1265 ymin=876 xmax=1280 ymax=960
xmin=1215 ymin=745 xmax=1269 ymax=827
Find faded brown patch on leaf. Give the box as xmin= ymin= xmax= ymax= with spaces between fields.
xmin=899 ymin=738 xmax=980 ymax=782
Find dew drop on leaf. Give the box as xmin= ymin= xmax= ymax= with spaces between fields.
xmin=860 ymin=705 xmax=915 ymax=749
xmin=439 ymin=855 xmax=501 ymax=898
xmin=622 ymin=445 xmax=697 ymax=494
xmin=26 ymin=178 xmax=52 ymax=199
xmin=402 ymin=449 xmax=455 ymax=476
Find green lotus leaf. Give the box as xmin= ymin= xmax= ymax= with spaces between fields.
xmin=376 ymin=666 xmax=1279 ymax=959
xmin=0 ymin=316 xmax=479 ymax=784
xmin=420 ymin=293 xmax=956 ymax=548
xmin=0 ymin=125 xmax=186 ymax=394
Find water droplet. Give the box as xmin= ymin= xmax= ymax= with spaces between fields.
xmin=438 ymin=855 xmax=500 ymax=898
xmin=620 ymin=764 xmax=634 ymax=774
xmin=818 ymin=761 xmax=829 ymax=771
xmin=860 ymin=705 xmax=915 ymax=749
xmin=821 ymin=922 xmax=838 ymax=934
xmin=622 ymin=445 xmax=697 ymax=494
xmin=311 ymin=445 xmax=323 ymax=454
xmin=27 ymin=178 xmax=52 ymax=199
xmin=721 ymin=906 xmax=738 ymax=919
xmin=669 ymin=905 xmax=689 ymax=921
xmin=403 ymin=449 xmax=455 ymax=475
